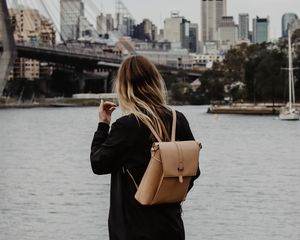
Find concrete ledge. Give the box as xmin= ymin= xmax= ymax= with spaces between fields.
xmin=207 ymin=104 xmax=283 ymax=115
xmin=72 ymin=93 xmax=117 ymax=99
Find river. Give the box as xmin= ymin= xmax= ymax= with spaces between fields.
xmin=0 ymin=106 xmax=300 ymax=240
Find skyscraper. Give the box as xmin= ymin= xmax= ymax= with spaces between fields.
xmin=60 ymin=0 xmax=84 ymax=41
xmin=116 ymin=0 xmax=135 ymax=36
xmin=201 ymin=0 xmax=227 ymax=42
xmin=97 ymin=13 xmax=114 ymax=35
xmin=189 ymin=23 xmax=199 ymax=53
xmin=253 ymin=16 xmax=269 ymax=44
xmin=238 ymin=13 xmax=249 ymax=40
xmin=133 ymin=19 xmax=157 ymax=41
xmin=218 ymin=16 xmax=238 ymax=45
xmin=282 ymin=13 xmax=298 ymax=37
xmin=164 ymin=11 xmax=190 ymax=49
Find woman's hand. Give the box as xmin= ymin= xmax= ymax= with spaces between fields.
xmin=99 ymin=100 xmax=117 ymax=124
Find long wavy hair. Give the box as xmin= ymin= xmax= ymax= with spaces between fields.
xmin=115 ymin=55 xmax=171 ymax=141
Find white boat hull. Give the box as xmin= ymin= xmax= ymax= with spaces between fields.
xmin=279 ymin=109 xmax=300 ymax=121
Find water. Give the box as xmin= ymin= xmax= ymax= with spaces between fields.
xmin=0 ymin=106 xmax=300 ymax=240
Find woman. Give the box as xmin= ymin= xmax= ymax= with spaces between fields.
xmin=90 ymin=55 xmax=200 ymax=240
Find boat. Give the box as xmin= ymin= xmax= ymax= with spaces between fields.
xmin=279 ymin=28 xmax=300 ymax=121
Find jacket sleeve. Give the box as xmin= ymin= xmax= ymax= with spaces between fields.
xmin=90 ymin=117 xmax=133 ymax=175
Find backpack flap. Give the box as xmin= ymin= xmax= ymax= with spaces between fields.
xmin=158 ymin=141 xmax=200 ymax=180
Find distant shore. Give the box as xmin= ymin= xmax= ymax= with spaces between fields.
xmin=207 ymin=103 xmax=300 ymax=115
xmin=0 ymin=97 xmax=110 ymax=109
xmin=1 ymin=98 xmax=299 ymax=116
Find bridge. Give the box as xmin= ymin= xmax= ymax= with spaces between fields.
xmin=0 ymin=0 xmax=201 ymax=97
xmin=0 ymin=0 xmax=135 ymax=95
xmin=0 ymin=42 xmax=122 ymax=69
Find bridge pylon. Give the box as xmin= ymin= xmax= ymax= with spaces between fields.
xmin=0 ymin=0 xmax=17 ymax=96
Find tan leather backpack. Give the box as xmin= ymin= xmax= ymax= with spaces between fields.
xmin=127 ymin=109 xmax=201 ymax=205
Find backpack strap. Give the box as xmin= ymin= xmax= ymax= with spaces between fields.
xmin=171 ymin=109 xmax=176 ymax=142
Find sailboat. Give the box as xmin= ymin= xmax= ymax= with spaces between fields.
xmin=279 ymin=28 xmax=300 ymax=121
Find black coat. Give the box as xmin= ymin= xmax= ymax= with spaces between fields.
xmin=90 ymin=110 xmax=200 ymax=240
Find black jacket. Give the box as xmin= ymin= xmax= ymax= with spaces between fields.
xmin=90 ymin=110 xmax=200 ymax=240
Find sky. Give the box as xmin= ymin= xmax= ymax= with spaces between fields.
xmin=7 ymin=0 xmax=300 ymax=40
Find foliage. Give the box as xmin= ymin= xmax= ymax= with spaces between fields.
xmin=222 ymin=41 xmax=294 ymax=103
xmin=170 ymin=81 xmax=190 ymax=103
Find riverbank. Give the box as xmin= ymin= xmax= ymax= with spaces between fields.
xmin=207 ymin=103 xmax=300 ymax=115
xmin=0 ymin=96 xmax=115 ymax=109
xmin=1 ymin=98 xmax=300 ymax=116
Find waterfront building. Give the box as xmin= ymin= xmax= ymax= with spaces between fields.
xmin=136 ymin=47 xmax=192 ymax=69
xmin=201 ymin=0 xmax=227 ymax=42
xmin=217 ymin=16 xmax=238 ymax=49
xmin=6 ymin=7 xmax=55 ymax=81
xmin=282 ymin=13 xmax=298 ymax=37
xmin=238 ymin=13 xmax=249 ymax=40
xmin=202 ymin=41 xmax=219 ymax=55
xmin=164 ymin=11 xmax=191 ymax=50
xmin=60 ymin=0 xmax=84 ymax=41
xmin=191 ymin=53 xmax=224 ymax=65
xmin=253 ymin=16 xmax=269 ymax=44
xmin=134 ymin=40 xmax=171 ymax=51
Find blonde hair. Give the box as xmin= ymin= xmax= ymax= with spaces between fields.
xmin=115 ymin=55 xmax=171 ymax=141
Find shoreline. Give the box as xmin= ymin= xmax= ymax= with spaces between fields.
xmin=1 ymin=99 xmax=300 ymax=116
xmin=0 ymin=98 xmax=103 ymax=109
xmin=207 ymin=103 xmax=300 ymax=115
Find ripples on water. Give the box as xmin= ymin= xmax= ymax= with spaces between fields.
xmin=0 ymin=106 xmax=300 ymax=240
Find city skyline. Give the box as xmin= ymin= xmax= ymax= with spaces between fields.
xmin=6 ymin=0 xmax=300 ymax=40
xmin=95 ymin=0 xmax=300 ymax=39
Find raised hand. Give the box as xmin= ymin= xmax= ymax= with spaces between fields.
xmin=98 ymin=100 xmax=117 ymax=124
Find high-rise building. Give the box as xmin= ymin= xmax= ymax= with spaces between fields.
xmin=5 ymin=7 xmax=55 ymax=80
xmin=201 ymin=0 xmax=227 ymax=42
xmin=133 ymin=19 xmax=157 ymax=41
xmin=189 ymin=23 xmax=199 ymax=53
xmin=282 ymin=13 xmax=298 ymax=37
xmin=253 ymin=16 xmax=269 ymax=44
xmin=116 ymin=0 xmax=135 ymax=36
xmin=96 ymin=13 xmax=114 ymax=35
xmin=106 ymin=14 xmax=114 ymax=32
xmin=238 ymin=13 xmax=249 ymax=40
xmin=60 ymin=0 xmax=84 ymax=41
xmin=164 ymin=11 xmax=190 ymax=49
xmin=218 ymin=16 xmax=238 ymax=45
xmin=96 ymin=13 xmax=107 ymax=34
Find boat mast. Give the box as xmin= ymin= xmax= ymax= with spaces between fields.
xmin=288 ymin=28 xmax=293 ymax=111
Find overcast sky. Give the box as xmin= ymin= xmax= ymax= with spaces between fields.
xmin=8 ymin=0 xmax=300 ymax=40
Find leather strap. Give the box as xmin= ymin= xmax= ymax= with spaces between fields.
xmin=171 ymin=109 xmax=176 ymax=142
xmin=147 ymin=109 xmax=177 ymax=142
